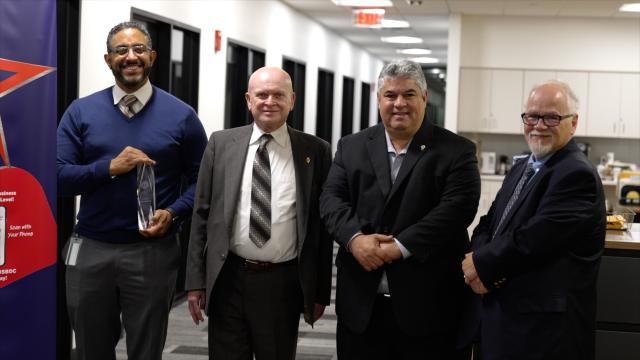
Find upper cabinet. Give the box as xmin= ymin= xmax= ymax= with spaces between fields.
xmin=556 ymin=72 xmax=589 ymax=137
xmin=587 ymin=73 xmax=640 ymax=139
xmin=522 ymin=70 xmax=588 ymax=137
xmin=459 ymin=68 xmax=638 ymax=139
xmin=458 ymin=68 xmax=523 ymax=134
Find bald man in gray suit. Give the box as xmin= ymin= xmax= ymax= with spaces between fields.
xmin=185 ymin=67 xmax=333 ymax=360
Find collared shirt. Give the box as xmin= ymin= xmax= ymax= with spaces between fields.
xmin=384 ymin=130 xmax=411 ymax=259
xmin=231 ymin=123 xmax=297 ymax=262
xmin=527 ymin=152 xmax=552 ymax=181
xmin=111 ymin=79 xmax=152 ymax=114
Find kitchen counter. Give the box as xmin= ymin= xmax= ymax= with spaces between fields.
xmin=605 ymin=223 xmax=640 ymax=250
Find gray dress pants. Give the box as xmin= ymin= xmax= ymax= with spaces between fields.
xmin=64 ymin=234 xmax=180 ymax=360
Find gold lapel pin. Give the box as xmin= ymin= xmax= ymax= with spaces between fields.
xmin=305 ymin=156 xmax=311 ymax=164
xmin=420 ymin=145 xmax=426 ymax=151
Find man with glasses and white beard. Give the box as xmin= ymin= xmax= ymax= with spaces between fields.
xmin=462 ymin=81 xmax=606 ymax=360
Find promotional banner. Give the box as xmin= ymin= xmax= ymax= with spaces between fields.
xmin=0 ymin=0 xmax=58 ymax=358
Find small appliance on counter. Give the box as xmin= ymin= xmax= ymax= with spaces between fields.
xmin=480 ymin=152 xmax=496 ymax=175
xmin=617 ymin=171 xmax=640 ymax=222
xmin=576 ymin=142 xmax=590 ymax=158
xmin=497 ymin=155 xmax=509 ymax=175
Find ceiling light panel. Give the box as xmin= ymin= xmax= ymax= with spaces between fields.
xmin=381 ymin=36 xmax=423 ymax=43
xmin=396 ymin=48 xmax=432 ymax=55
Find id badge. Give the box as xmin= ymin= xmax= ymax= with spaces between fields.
xmin=65 ymin=235 xmax=83 ymax=266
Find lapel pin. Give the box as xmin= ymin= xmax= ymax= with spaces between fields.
xmin=305 ymin=156 xmax=311 ymax=164
xmin=420 ymin=145 xmax=426 ymax=151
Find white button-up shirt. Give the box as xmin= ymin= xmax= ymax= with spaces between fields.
xmin=231 ymin=123 xmax=298 ymax=262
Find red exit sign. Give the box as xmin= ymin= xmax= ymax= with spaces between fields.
xmin=352 ymin=9 xmax=385 ymax=27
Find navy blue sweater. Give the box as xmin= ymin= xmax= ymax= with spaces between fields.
xmin=57 ymin=86 xmax=207 ymax=243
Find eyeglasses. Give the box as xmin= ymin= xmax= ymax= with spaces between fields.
xmin=109 ymin=44 xmax=150 ymax=56
xmin=521 ymin=113 xmax=575 ymax=127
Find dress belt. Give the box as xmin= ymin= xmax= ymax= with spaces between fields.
xmin=227 ymin=251 xmax=296 ymax=271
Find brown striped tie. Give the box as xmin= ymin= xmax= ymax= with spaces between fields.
xmin=119 ymin=94 xmax=137 ymax=118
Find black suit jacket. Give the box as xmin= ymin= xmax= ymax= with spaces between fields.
xmin=319 ymin=122 xmax=481 ymax=335
xmin=185 ymin=124 xmax=333 ymax=323
xmin=468 ymin=139 xmax=606 ymax=360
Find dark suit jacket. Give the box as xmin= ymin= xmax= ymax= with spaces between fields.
xmin=185 ymin=124 xmax=333 ymax=323
xmin=468 ymin=139 xmax=606 ymax=360
xmin=319 ymin=122 xmax=481 ymax=336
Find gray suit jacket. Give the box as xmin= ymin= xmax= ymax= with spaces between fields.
xmin=185 ymin=124 xmax=333 ymax=323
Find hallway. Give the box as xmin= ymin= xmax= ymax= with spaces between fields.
xmin=115 ymin=245 xmax=339 ymax=359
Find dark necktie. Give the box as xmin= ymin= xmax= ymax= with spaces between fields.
xmin=249 ymin=134 xmax=273 ymax=248
xmin=119 ymin=94 xmax=137 ymax=118
xmin=390 ymin=153 xmax=405 ymax=184
xmin=493 ymin=164 xmax=535 ymax=238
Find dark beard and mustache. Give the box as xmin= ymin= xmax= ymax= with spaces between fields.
xmin=112 ymin=60 xmax=151 ymax=89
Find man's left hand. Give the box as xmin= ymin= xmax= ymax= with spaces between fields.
xmin=462 ymin=252 xmax=489 ymax=294
xmin=140 ymin=209 xmax=173 ymax=238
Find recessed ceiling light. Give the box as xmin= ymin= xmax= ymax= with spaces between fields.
xmin=332 ymin=0 xmax=393 ymax=7
xmin=619 ymin=3 xmax=640 ymax=12
xmin=381 ymin=19 xmax=410 ymax=28
xmin=409 ymin=57 xmax=439 ymax=64
xmin=396 ymin=48 xmax=432 ymax=55
xmin=381 ymin=36 xmax=423 ymax=44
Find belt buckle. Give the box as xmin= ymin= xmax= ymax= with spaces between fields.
xmin=244 ymin=258 xmax=270 ymax=271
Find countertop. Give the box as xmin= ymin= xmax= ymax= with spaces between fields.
xmin=605 ymin=223 xmax=640 ymax=250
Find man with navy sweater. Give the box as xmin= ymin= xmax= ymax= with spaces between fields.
xmin=57 ymin=22 xmax=207 ymax=360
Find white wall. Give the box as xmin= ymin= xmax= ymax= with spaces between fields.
xmin=459 ymin=15 xmax=640 ymax=72
xmin=78 ymin=0 xmax=384 ymax=140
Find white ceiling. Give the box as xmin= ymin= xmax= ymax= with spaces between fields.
xmin=281 ymin=0 xmax=640 ymax=65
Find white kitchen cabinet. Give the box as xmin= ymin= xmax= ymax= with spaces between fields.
xmin=458 ymin=68 xmax=523 ymax=134
xmin=458 ymin=68 xmax=492 ymax=132
xmin=523 ymin=70 xmax=556 ymax=96
xmin=522 ymin=71 xmax=588 ymax=137
xmin=491 ymin=70 xmax=524 ymax=134
xmin=556 ymin=71 xmax=589 ymax=137
xmin=587 ymin=73 xmax=640 ymax=139
xmin=619 ymin=74 xmax=640 ymax=139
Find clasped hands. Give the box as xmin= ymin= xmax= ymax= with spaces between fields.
xmin=461 ymin=252 xmax=489 ymax=294
xmin=350 ymin=233 xmax=402 ymax=271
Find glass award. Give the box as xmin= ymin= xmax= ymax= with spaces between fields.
xmin=137 ymin=164 xmax=156 ymax=230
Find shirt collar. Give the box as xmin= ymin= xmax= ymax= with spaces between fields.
xmin=384 ymin=129 xmax=411 ymax=156
xmin=250 ymin=122 xmax=289 ymax=148
xmin=527 ymin=152 xmax=553 ymax=172
xmin=112 ymin=80 xmax=153 ymax=106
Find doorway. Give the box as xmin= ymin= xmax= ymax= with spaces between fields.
xmin=316 ymin=69 xmax=334 ymax=143
xmin=225 ymin=41 xmax=265 ymax=129
xmin=282 ymin=57 xmax=306 ymax=131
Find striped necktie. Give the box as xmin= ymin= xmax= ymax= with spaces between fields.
xmin=493 ymin=164 xmax=535 ymax=238
xmin=119 ymin=94 xmax=137 ymax=118
xmin=249 ymin=134 xmax=273 ymax=248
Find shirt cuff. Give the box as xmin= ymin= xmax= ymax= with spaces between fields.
xmin=394 ymin=238 xmax=411 ymax=259
xmin=347 ymin=231 xmax=363 ymax=252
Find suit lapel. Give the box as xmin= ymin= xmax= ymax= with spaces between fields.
xmin=224 ymin=126 xmax=252 ymax=234
xmin=366 ymin=125 xmax=392 ymax=199
xmin=288 ymin=126 xmax=313 ymax=250
xmin=387 ymin=121 xmax=432 ymax=203
xmin=495 ymin=140 xmax=578 ymax=232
